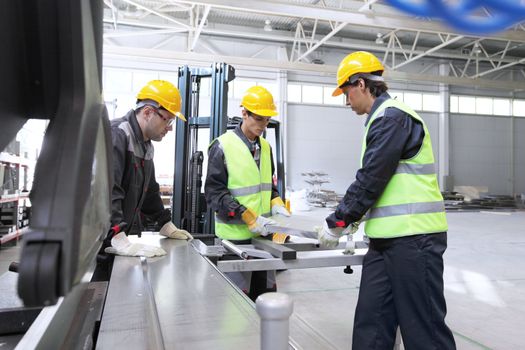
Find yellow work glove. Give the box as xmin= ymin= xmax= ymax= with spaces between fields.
xmin=241 ymin=208 xmax=276 ymax=236
xmin=160 ymin=221 xmax=193 ymax=240
xmin=271 ymin=197 xmax=291 ymax=217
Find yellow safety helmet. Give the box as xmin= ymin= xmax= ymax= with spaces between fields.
xmin=137 ymin=80 xmax=186 ymax=121
xmin=240 ymin=86 xmax=278 ymax=117
xmin=332 ymin=51 xmax=385 ymax=97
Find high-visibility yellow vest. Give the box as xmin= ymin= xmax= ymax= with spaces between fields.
xmin=213 ymin=131 xmax=272 ymax=240
xmin=361 ymin=98 xmax=448 ymax=238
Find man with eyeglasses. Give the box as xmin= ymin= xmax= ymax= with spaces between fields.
xmin=317 ymin=52 xmax=455 ymax=349
xmin=205 ymin=85 xmax=290 ymax=301
xmin=92 ymin=80 xmax=192 ymax=279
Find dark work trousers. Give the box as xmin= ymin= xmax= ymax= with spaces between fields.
xmin=352 ymin=232 xmax=456 ymax=350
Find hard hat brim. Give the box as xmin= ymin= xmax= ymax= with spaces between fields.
xmin=175 ymin=111 xmax=187 ymax=122
xmin=332 ymin=87 xmax=343 ymax=97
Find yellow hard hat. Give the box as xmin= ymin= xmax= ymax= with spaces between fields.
xmin=137 ymin=80 xmax=186 ymax=121
xmin=240 ymin=86 xmax=278 ymax=117
xmin=332 ymin=51 xmax=384 ymax=97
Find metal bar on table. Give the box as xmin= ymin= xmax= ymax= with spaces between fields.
xmin=221 ymin=239 xmax=249 ymax=259
xmin=217 ymin=250 xmax=365 ymax=272
xmin=266 ymin=225 xmax=319 ymax=240
xmin=251 ymin=238 xmax=297 ymax=260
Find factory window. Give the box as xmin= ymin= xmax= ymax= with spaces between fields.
xmin=301 ymin=85 xmax=323 ymax=104
xmin=287 ymin=84 xmax=302 ymax=103
xmin=493 ymin=98 xmax=511 ymax=116
xmin=198 ymin=78 xmax=211 ymax=97
xmin=104 ymin=69 xmax=133 ymax=93
xmin=450 ymin=96 xmax=458 ymax=113
xmin=475 ymin=97 xmax=493 ymax=115
xmin=458 ymin=96 xmax=476 ymax=114
xmin=513 ymin=100 xmax=525 ymax=117
xmin=323 ymin=87 xmax=344 ymax=105
xmin=404 ymin=92 xmax=422 ymax=111
xmin=422 ymin=94 xmax=441 ymax=112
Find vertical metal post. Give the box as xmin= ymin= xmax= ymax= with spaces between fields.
xmin=273 ymin=121 xmax=286 ymax=199
xmin=256 ymin=292 xmax=293 ymax=350
xmin=204 ymin=63 xmax=235 ymax=235
xmin=173 ymin=66 xmax=192 ymax=228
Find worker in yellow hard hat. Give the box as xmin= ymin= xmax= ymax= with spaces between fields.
xmin=204 ymin=85 xmax=290 ymax=301
xmin=317 ymin=51 xmax=456 ymax=349
xmin=92 ymin=80 xmax=191 ymax=280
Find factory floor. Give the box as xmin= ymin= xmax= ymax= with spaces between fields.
xmin=277 ymin=210 xmax=525 ymax=350
xmin=1 ymin=211 xmax=524 ymax=349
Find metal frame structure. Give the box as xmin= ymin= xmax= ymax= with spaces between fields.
xmin=101 ymin=0 xmax=525 ymax=90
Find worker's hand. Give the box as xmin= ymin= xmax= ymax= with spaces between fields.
xmin=155 ymin=208 xmax=172 ymax=227
xmin=271 ymin=197 xmax=291 ymax=217
xmin=104 ymin=232 xmax=167 ymax=258
xmin=317 ymin=219 xmax=360 ymax=249
xmin=317 ymin=222 xmax=344 ymax=249
xmin=160 ymin=221 xmax=193 ymax=240
xmin=242 ymin=208 xmax=277 ymax=236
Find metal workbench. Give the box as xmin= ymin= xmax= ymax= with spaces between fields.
xmin=96 ymin=236 xmax=261 ymax=349
xmin=96 ymin=230 xmax=367 ymax=350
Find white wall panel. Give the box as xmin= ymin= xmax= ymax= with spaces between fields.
xmin=515 ymin=118 xmax=525 ymax=195
xmin=286 ymin=104 xmax=363 ymax=193
xmin=286 ymin=105 xmax=440 ymax=194
xmin=450 ymin=115 xmax=512 ymax=195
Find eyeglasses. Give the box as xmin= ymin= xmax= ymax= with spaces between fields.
xmin=249 ymin=114 xmax=270 ymax=123
xmin=153 ymin=108 xmax=175 ymax=127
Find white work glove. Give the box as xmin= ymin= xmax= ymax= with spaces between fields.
xmin=317 ymin=221 xmax=360 ymax=249
xmin=270 ymin=197 xmax=291 ymax=217
xmin=241 ymin=208 xmax=277 ymax=236
xmin=317 ymin=222 xmax=343 ymax=249
xmin=104 ymin=232 xmax=167 ymax=258
xmin=160 ymin=221 xmax=193 ymax=240
xmin=250 ymin=216 xmax=277 ymax=236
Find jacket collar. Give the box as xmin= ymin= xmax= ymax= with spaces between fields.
xmin=126 ymin=109 xmax=148 ymax=145
xmin=234 ymin=122 xmax=260 ymax=148
xmin=365 ymin=92 xmax=391 ymax=126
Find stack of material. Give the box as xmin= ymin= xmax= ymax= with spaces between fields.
xmin=442 ymin=192 xmax=519 ymax=211
xmin=302 ymin=171 xmax=341 ymax=208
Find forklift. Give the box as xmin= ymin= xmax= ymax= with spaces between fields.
xmin=171 ymin=63 xmax=286 ymax=238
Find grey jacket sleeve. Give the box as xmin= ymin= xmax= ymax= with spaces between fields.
xmin=110 ymin=128 xmax=127 ymax=226
xmin=141 ymin=164 xmax=165 ymax=216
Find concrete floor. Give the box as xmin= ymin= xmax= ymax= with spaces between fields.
xmin=1 ymin=211 xmax=524 ymax=349
xmin=277 ymin=210 xmax=525 ymax=350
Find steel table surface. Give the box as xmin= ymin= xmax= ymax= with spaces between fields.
xmin=96 ymin=235 xmax=261 ymax=350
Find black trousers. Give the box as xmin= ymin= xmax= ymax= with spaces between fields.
xmin=352 ymin=232 xmax=456 ymax=350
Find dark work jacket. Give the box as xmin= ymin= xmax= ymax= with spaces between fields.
xmin=326 ymin=92 xmax=426 ymax=228
xmin=110 ymin=110 xmax=164 ymax=234
xmin=205 ymin=124 xmax=280 ymax=222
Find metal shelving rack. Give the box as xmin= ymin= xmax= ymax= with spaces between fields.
xmin=0 ymin=151 xmax=31 ymax=245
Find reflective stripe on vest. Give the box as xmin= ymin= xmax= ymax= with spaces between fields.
xmin=361 ymin=98 xmax=448 ymax=238
xmin=212 ymin=131 xmax=272 ymax=240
